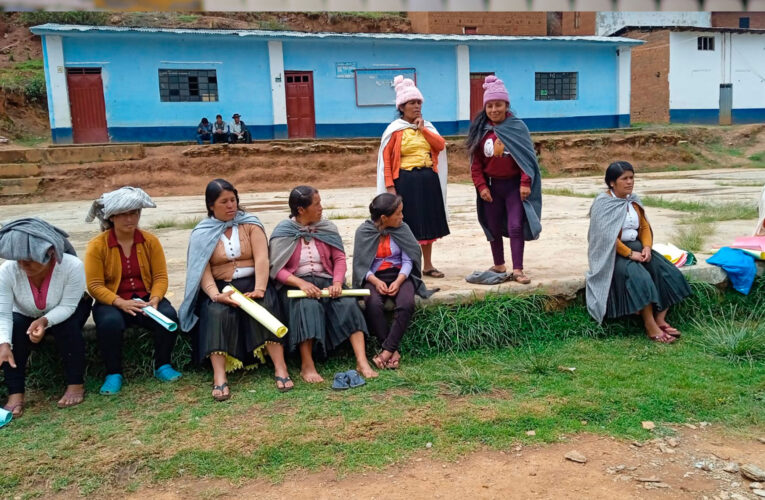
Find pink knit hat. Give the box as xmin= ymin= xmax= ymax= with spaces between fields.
xmin=482 ymin=75 xmax=510 ymax=106
xmin=394 ymin=75 xmax=424 ymax=108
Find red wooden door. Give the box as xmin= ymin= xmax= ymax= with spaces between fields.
xmin=470 ymin=72 xmax=495 ymax=121
xmin=67 ymin=68 xmax=108 ymax=143
xmin=285 ymin=71 xmax=316 ymax=138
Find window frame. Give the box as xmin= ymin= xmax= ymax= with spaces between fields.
xmin=534 ymin=72 xmax=578 ymax=101
xmin=158 ymin=69 xmax=219 ymax=103
xmin=697 ymin=36 xmax=715 ymax=51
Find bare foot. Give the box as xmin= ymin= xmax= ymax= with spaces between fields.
xmin=3 ymin=393 xmax=24 ymax=417
xmin=301 ymin=368 xmax=324 ymax=383
xmin=372 ymin=351 xmax=392 ymax=370
xmin=357 ymin=363 xmax=379 ymax=379
xmin=387 ymin=351 xmax=401 ymax=369
xmin=57 ymin=384 xmax=85 ymax=409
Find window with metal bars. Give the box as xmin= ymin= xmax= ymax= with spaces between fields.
xmin=158 ymin=69 xmax=218 ymax=102
xmin=67 ymin=67 xmax=101 ymax=74
xmin=535 ymin=72 xmax=577 ymax=101
xmin=697 ymin=36 xmax=715 ymax=51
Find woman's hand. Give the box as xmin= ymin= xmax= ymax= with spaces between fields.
xmin=27 ymin=317 xmax=48 ymax=344
xmin=628 ymin=250 xmax=645 ymax=262
xmin=298 ymin=279 xmax=322 ymax=299
xmin=113 ymin=297 xmax=147 ymax=316
xmin=386 ymin=276 xmax=405 ymax=296
xmin=0 ymin=343 xmax=15 ymax=368
xmin=386 ymin=186 xmax=397 ymax=195
xmin=370 ymin=276 xmax=389 ymax=296
xmin=413 ymin=117 xmax=425 ymax=130
xmin=641 ymin=246 xmax=652 ymax=263
xmin=520 ymin=185 xmax=531 ymax=201
xmin=479 ymin=188 xmax=493 ymax=203
xmin=244 ymin=289 xmax=265 ymax=300
xmin=328 ymin=282 xmax=343 ymax=298
xmin=214 ymin=289 xmax=239 ymax=307
xmin=148 ymin=296 xmax=160 ymax=309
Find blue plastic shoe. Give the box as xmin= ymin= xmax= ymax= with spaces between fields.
xmin=345 ymin=369 xmax=366 ymax=388
xmin=99 ymin=374 xmax=123 ymax=395
xmin=154 ymin=364 xmax=182 ymax=382
xmin=331 ymin=372 xmax=350 ymax=391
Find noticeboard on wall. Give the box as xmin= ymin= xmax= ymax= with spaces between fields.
xmin=354 ymin=68 xmax=416 ymax=107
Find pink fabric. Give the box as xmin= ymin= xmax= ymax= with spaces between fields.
xmin=275 ymin=239 xmax=347 ymax=284
xmin=294 ymin=238 xmax=326 ymax=277
xmin=730 ymin=236 xmax=765 ymax=251
xmin=28 ymin=259 xmax=56 ymax=310
xmin=482 ymin=75 xmax=510 ymax=106
xmin=394 ymin=75 xmax=424 ymax=108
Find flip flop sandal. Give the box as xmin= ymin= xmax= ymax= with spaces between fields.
xmin=57 ymin=391 xmax=85 ymax=409
xmin=274 ymin=376 xmax=294 ymax=393
xmin=332 ymin=372 xmax=350 ymax=391
xmin=3 ymin=402 xmax=24 ymax=418
xmin=659 ymin=324 xmax=681 ymax=338
xmin=212 ymin=383 xmax=231 ymax=402
xmin=423 ymin=269 xmax=445 ymax=278
xmin=649 ymin=332 xmax=676 ymax=344
xmin=345 ymin=370 xmax=366 ymax=388
xmin=512 ymin=272 xmax=531 ymax=285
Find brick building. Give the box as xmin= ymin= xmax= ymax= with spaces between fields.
xmin=711 ymin=11 xmax=765 ymax=29
xmin=407 ymin=12 xmax=596 ymax=36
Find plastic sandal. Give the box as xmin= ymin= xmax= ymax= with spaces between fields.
xmin=512 ymin=271 xmax=531 ymax=285
xmin=274 ymin=376 xmax=293 ymax=393
xmin=212 ymin=383 xmax=231 ymax=402
xmin=99 ymin=374 xmax=124 ymax=395
xmin=331 ymin=372 xmax=350 ymax=391
xmin=345 ymin=370 xmax=366 ymax=389
xmin=154 ymin=364 xmax=183 ymax=382
xmin=3 ymin=401 xmax=24 ymax=418
xmin=423 ymin=269 xmax=445 ymax=278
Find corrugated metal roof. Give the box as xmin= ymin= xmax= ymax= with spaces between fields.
xmin=30 ymin=23 xmax=643 ymax=45
xmin=613 ymin=25 xmax=765 ymax=36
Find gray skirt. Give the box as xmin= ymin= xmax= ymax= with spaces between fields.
xmin=281 ymin=275 xmax=368 ymax=354
xmin=606 ymin=240 xmax=692 ymax=319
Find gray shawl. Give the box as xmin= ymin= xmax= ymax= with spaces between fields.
xmin=474 ymin=116 xmax=543 ymax=241
xmin=86 ymin=186 xmax=156 ymax=231
xmin=268 ymin=218 xmax=344 ymax=282
xmin=0 ymin=217 xmax=76 ymax=263
xmin=352 ymin=219 xmax=434 ymax=299
xmin=585 ymin=192 xmax=648 ymax=323
xmin=179 ymin=211 xmax=264 ymax=332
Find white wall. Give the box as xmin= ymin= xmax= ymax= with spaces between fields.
xmin=618 ymin=46 xmax=631 ymax=117
xmin=669 ymin=31 xmax=765 ymax=110
xmin=597 ymin=12 xmax=710 ymax=36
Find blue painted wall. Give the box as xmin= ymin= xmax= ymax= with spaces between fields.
xmin=670 ymin=108 xmax=765 ymax=125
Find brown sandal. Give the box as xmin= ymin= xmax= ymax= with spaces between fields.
xmin=3 ymin=401 xmax=24 ymax=417
xmin=423 ymin=269 xmax=445 ymax=278
xmin=512 ymin=271 xmax=531 ymax=285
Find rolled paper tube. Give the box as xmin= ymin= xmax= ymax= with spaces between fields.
xmin=222 ymin=285 xmax=288 ymax=338
xmin=0 ymin=408 xmax=12 ymax=428
xmin=286 ymin=289 xmax=371 ymax=298
xmin=133 ymin=299 xmax=178 ymax=332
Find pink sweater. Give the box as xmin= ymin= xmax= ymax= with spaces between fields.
xmin=275 ymin=239 xmax=347 ymax=284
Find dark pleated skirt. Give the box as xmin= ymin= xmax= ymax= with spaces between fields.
xmin=605 ymin=240 xmax=692 ymax=319
xmin=281 ymin=275 xmax=368 ymax=355
xmin=394 ymin=167 xmax=450 ymax=242
xmin=196 ymin=276 xmax=284 ymax=366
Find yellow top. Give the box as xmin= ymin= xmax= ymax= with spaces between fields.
xmin=399 ymin=128 xmax=434 ymax=170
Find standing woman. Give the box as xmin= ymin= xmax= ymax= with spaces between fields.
xmin=179 ymin=179 xmax=293 ymax=399
xmin=85 ymin=187 xmax=182 ymax=396
xmin=0 ymin=218 xmax=91 ymax=416
xmin=352 ymin=193 xmax=434 ymax=370
xmin=465 ymin=75 xmax=543 ymax=284
xmin=585 ymin=161 xmax=692 ymax=342
xmin=269 ymin=186 xmax=377 ymax=383
xmin=377 ymin=75 xmax=449 ymax=278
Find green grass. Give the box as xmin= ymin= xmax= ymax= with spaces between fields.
xmin=749 ymin=152 xmax=765 ymax=162
xmin=13 ymin=134 xmax=48 ymax=147
xmin=541 ymin=187 xmax=597 ymax=198
xmin=151 ymin=217 xmax=203 ymax=230
xmin=672 ymin=221 xmax=714 ymax=253
xmin=1 ymin=280 xmax=763 ymax=497
xmin=176 ymin=14 xmax=199 ymax=23
xmin=0 ymin=58 xmax=46 ymax=102
xmin=639 ymin=196 xmax=757 ymax=223
xmin=715 ymin=181 xmax=764 ymax=187
xmin=19 ymin=11 xmax=110 ymax=26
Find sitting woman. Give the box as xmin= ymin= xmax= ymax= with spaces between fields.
xmin=179 ymin=179 xmax=293 ymax=399
xmin=352 ymin=193 xmax=435 ymax=369
xmin=0 ymin=218 xmax=91 ymax=416
xmin=85 ymin=187 xmax=181 ymax=396
xmin=585 ymin=161 xmax=692 ymax=342
xmin=269 ymin=186 xmax=377 ymax=383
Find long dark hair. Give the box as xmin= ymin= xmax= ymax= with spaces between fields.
xmin=604 ymin=161 xmax=635 ymax=188
xmin=369 ymin=193 xmax=402 ymax=223
xmin=205 ymin=178 xmax=240 ymax=217
xmin=288 ymin=185 xmax=318 ymax=218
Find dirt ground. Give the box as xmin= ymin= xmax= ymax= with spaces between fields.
xmin=125 ymin=427 xmax=765 ymax=499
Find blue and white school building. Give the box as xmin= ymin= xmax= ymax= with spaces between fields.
xmin=31 ymin=24 xmax=642 ymax=144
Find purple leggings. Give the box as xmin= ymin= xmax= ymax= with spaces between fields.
xmin=483 ymin=177 xmax=525 ymax=269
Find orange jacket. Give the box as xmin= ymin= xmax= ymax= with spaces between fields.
xmin=382 ymin=127 xmax=445 ymax=188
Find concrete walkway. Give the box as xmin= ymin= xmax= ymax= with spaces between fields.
xmin=1 ymin=167 xmax=763 ymax=306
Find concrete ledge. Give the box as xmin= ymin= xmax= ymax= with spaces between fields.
xmin=0 ymin=144 xmax=146 ymax=165
xmin=0 ymin=164 xmax=41 ymax=179
xmin=0 ymin=177 xmax=41 ymax=196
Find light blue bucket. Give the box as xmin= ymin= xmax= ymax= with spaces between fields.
xmin=0 ymin=407 xmax=12 ymax=428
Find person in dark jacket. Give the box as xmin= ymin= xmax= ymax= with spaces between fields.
xmin=196 ymin=117 xmax=212 ymax=145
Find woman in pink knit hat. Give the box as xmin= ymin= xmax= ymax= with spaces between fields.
xmin=375 ymin=75 xmax=449 ymax=279
xmin=465 ymin=75 xmax=543 ymax=285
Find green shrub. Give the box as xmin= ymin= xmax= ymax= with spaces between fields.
xmin=19 ymin=11 xmax=110 ymax=27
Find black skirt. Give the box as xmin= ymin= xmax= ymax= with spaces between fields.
xmin=394 ymin=167 xmax=450 ymax=242
xmin=280 ymin=275 xmax=368 ymax=355
xmin=606 ymin=240 xmax=692 ymax=319
xmin=196 ymin=276 xmax=285 ymax=370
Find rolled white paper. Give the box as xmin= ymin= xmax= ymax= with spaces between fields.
xmin=286 ymin=289 xmax=371 ymax=298
xmin=222 ymin=285 xmax=288 ymax=338
xmin=133 ymin=299 xmax=178 ymax=332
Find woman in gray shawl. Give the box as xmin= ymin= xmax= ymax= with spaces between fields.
xmin=269 ymin=186 xmax=377 ymax=383
xmin=585 ymin=161 xmax=691 ymax=343
xmin=0 ymin=218 xmax=91 ymax=416
xmin=179 ymin=179 xmax=292 ymax=399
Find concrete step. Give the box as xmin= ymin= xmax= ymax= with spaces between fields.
xmin=0 ymin=163 xmax=41 ymax=179
xmin=0 ymin=177 xmax=41 ymax=196
xmin=0 ymin=144 xmax=145 ymax=165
